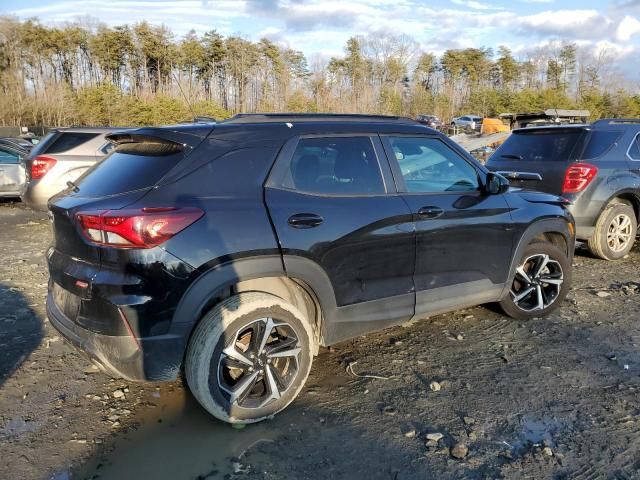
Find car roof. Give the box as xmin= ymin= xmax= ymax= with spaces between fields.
xmin=110 ymin=114 xmax=434 ymax=148
xmin=52 ymin=127 xmax=123 ymax=134
xmin=219 ymin=113 xmax=419 ymax=125
xmin=512 ymin=124 xmax=591 ymax=134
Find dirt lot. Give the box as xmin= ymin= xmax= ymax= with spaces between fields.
xmin=1 ymin=199 xmax=640 ymax=480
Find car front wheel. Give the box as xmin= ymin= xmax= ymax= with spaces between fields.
xmin=499 ymin=241 xmax=571 ymax=320
xmin=186 ymin=292 xmax=314 ymax=424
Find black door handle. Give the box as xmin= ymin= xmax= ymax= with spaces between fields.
xmin=417 ymin=206 xmax=444 ymax=219
xmin=288 ymin=213 xmax=324 ymax=228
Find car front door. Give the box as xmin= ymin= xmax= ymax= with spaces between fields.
xmin=0 ymin=147 xmax=25 ymax=195
xmin=381 ymin=134 xmax=515 ymax=318
xmin=266 ymin=134 xmax=415 ymax=343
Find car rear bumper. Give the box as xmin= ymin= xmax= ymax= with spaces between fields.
xmin=21 ymin=182 xmax=52 ymax=210
xmin=47 ymin=287 xmax=186 ymax=381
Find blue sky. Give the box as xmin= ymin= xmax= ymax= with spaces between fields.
xmin=2 ymin=0 xmax=640 ymax=73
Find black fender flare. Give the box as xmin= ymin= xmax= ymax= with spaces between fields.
xmin=170 ymin=254 xmax=339 ymax=345
xmin=501 ymin=217 xmax=575 ymax=300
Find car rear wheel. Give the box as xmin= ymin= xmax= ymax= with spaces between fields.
xmin=588 ymin=202 xmax=637 ymax=260
xmin=185 ymin=292 xmax=314 ymax=424
xmin=499 ymin=241 xmax=571 ymax=320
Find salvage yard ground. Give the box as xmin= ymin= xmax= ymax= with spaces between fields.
xmin=1 ymin=199 xmax=640 ymax=480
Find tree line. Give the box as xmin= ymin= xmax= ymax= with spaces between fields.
xmin=0 ymin=15 xmax=639 ymax=128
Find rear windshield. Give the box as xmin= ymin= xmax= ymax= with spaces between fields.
xmin=73 ymin=142 xmax=183 ymax=197
xmin=581 ymin=130 xmax=623 ymax=160
xmin=495 ymin=130 xmax=583 ymax=162
xmin=28 ymin=131 xmax=57 ymax=157
xmin=46 ymin=132 xmax=100 ymax=154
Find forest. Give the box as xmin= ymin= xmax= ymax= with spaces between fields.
xmin=1 ymin=15 xmax=639 ymax=127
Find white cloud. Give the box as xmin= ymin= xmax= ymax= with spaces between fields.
xmin=615 ymin=15 xmax=640 ymax=41
xmin=450 ymin=0 xmax=500 ymax=11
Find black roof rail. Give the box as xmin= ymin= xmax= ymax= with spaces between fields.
xmin=592 ymin=118 xmax=640 ymax=126
xmin=221 ymin=113 xmax=419 ymax=124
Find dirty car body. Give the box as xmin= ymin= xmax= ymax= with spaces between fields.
xmin=45 ymin=114 xmax=575 ymax=423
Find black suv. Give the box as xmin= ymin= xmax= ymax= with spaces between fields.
xmin=46 ymin=114 xmax=574 ymax=424
xmin=487 ymin=119 xmax=640 ymax=260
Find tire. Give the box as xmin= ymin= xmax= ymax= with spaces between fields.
xmin=499 ymin=241 xmax=571 ymax=321
xmin=588 ymin=202 xmax=637 ymax=261
xmin=185 ymin=292 xmax=314 ymax=424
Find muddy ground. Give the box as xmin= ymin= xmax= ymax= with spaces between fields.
xmin=1 ymin=199 xmax=639 ymax=480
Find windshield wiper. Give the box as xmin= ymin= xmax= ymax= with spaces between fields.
xmin=66 ymin=181 xmax=80 ymax=193
xmin=500 ymin=154 xmax=523 ymax=160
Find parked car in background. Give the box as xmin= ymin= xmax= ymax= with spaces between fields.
xmin=452 ymin=115 xmax=483 ymax=131
xmin=416 ymin=114 xmax=442 ymax=129
xmin=0 ymin=143 xmax=28 ymax=198
xmin=487 ymin=119 xmax=640 ymax=260
xmin=46 ymin=113 xmax=574 ymax=425
xmin=0 ymin=137 xmax=35 ymax=152
xmin=21 ymin=127 xmax=119 ymax=210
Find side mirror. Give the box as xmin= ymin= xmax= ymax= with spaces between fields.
xmin=485 ymin=172 xmax=510 ymax=195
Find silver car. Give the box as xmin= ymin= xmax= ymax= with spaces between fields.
xmin=21 ymin=127 xmax=119 ymax=209
xmin=0 ymin=144 xmax=27 ymax=198
xmin=451 ymin=115 xmax=483 ymax=131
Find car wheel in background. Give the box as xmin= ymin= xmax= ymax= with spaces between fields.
xmin=186 ymin=292 xmax=314 ymax=424
xmin=499 ymin=241 xmax=571 ymax=321
xmin=588 ymin=201 xmax=637 ymax=261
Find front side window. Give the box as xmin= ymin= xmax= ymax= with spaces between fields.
xmin=628 ymin=134 xmax=640 ymax=160
xmin=280 ymin=136 xmax=385 ymax=195
xmin=0 ymin=148 xmax=20 ymax=164
xmin=388 ymin=137 xmax=480 ymax=193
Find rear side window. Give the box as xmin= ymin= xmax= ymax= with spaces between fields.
xmin=279 ymin=136 xmax=385 ymax=195
xmin=581 ymin=130 xmax=623 ymax=160
xmin=627 ymin=134 xmax=640 ymax=160
xmin=0 ymin=148 xmax=20 ymax=164
xmin=73 ymin=142 xmax=182 ymax=197
xmin=495 ymin=130 xmax=583 ymax=162
xmin=45 ymin=132 xmax=100 ymax=154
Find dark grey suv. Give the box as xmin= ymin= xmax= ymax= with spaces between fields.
xmin=487 ymin=119 xmax=640 ymax=260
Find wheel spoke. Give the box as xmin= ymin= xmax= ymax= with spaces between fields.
xmin=257 ymin=317 xmax=277 ymax=355
xmin=222 ymin=344 xmax=253 ymax=367
xmin=535 ymin=285 xmax=544 ymax=310
xmin=228 ymin=370 xmax=260 ymax=405
xmin=512 ymin=286 xmax=535 ymax=303
xmin=534 ymin=254 xmax=549 ymax=278
xmin=539 ymin=277 xmax=563 ymax=285
xmin=260 ymin=365 xmax=282 ymax=406
xmin=268 ymin=346 xmax=301 ymax=359
xmin=516 ymin=266 xmax=532 ymax=284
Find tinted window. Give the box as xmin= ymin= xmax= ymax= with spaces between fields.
xmin=28 ymin=131 xmax=56 ymax=157
xmin=0 ymin=148 xmax=19 ymax=164
xmin=628 ymin=134 xmax=640 ymax=160
xmin=581 ymin=130 xmax=622 ymax=160
xmin=389 ymin=137 xmax=479 ymax=193
xmin=73 ymin=143 xmax=182 ymax=197
xmin=496 ymin=130 xmax=583 ymax=162
xmin=281 ymin=137 xmax=384 ymax=195
xmin=45 ymin=132 xmax=100 ymax=154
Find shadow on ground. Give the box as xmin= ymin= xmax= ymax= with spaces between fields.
xmin=0 ymin=283 xmax=43 ymax=386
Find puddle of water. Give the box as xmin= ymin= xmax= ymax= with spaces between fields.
xmin=73 ymin=387 xmax=279 ymax=480
xmin=512 ymin=416 xmax=565 ymax=452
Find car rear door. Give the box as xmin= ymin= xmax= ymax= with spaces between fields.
xmin=381 ymin=134 xmax=515 ymax=318
xmin=265 ymin=134 xmax=416 ymax=343
xmin=0 ymin=147 xmax=25 ymax=195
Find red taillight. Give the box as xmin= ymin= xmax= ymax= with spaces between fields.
xmin=31 ymin=155 xmax=57 ymax=180
xmin=562 ymin=163 xmax=598 ymax=194
xmin=75 ymin=207 xmax=204 ymax=248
